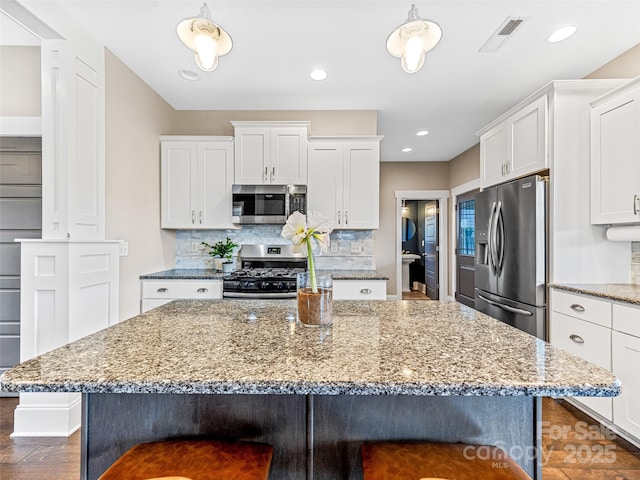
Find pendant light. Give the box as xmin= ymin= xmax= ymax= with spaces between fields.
xmin=386 ymin=3 xmax=442 ymax=74
xmin=177 ymin=3 xmax=232 ymax=72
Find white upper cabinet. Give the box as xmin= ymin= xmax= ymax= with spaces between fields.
xmin=590 ymin=77 xmax=640 ymax=225
xmin=161 ymin=136 xmax=235 ymax=229
xmin=478 ymin=95 xmax=548 ymax=189
xmin=232 ymin=121 xmax=309 ymax=185
xmin=308 ymin=137 xmax=382 ymax=230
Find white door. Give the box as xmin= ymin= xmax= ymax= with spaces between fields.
xmin=508 ymin=95 xmax=548 ymax=179
xmin=198 ymin=141 xmax=235 ymax=228
xmin=234 ymin=128 xmax=269 ymax=184
xmin=271 ymin=127 xmax=307 ymax=184
xmin=480 ymin=123 xmax=507 ymax=189
xmin=308 ymin=144 xmax=343 ymax=228
xmin=613 ymin=330 xmax=640 ymax=439
xmin=161 ymin=141 xmax=197 ymax=228
xmin=343 ymin=143 xmax=379 ymax=229
xmin=591 ymin=86 xmax=640 ymax=224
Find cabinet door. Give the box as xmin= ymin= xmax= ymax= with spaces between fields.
xmin=271 ymin=127 xmax=308 ymax=184
xmin=234 ymin=128 xmax=269 ymax=184
xmin=591 ymin=85 xmax=640 ymax=224
xmin=550 ymin=310 xmax=612 ymax=420
xmin=480 ymin=123 xmax=507 ymax=189
xmin=612 ymin=331 xmax=640 ymax=439
xmin=308 ymin=144 xmax=342 ymax=228
xmin=343 ymin=143 xmax=380 ymax=229
xmin=198 ymin=141 xmax=235 ymax=228
xmin=508 ymin=95 xmax=548 ymax=179
xmin=161 ymin=141 xmax=197 ymax=228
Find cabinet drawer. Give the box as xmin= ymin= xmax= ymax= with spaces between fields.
xmin=551 ymin=290 xmax=612 ymax=328
xmin=142 ymin=280 xmax=222 ymax=299
xmin=551 ymin=311 xmax=611 ymax=370
xmin=333 ymin=280 xmax=386 ymax=300
xmin=141 ymin=298 xmax=174 ymax=313
xmin=613 ymin=303 xmax=640 ymax=338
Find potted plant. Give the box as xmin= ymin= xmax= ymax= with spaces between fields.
xmin=202 ymin=237 xmax=238 ymax=272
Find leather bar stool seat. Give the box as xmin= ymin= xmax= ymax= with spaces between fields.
xmin=99 ymin=439 xmax=273 ymax=480
xmin=361 ymin=442 xmax=531 ymax=480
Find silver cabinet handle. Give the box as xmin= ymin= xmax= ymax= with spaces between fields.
xmin=502 ymin=163 xmax=505 ymax=176
xmin=199 ymin=210 xmax=203 ymax=224
xmin=570 ymin=304 xmax=585 ymax=313
xmin=157 ymin=288 xmax=169 ymax=293
xmin=634 ymin=194 xmax=639 ymax=216
xmin=360 ymin=288 xmax=372 ymax=295
xmin=192 ymin=210 xmax=195 ymax=224
xmin=337 ymin=210 xmax=341 ymax=225
xmin=271 ymin=166 xmax=275 ymax=182
xmin=345 ymin=210 xmax=349 ymax=225
xmin=197 ymin=288 xmax=208 ymax=293
xmin=264 ymin=166 xmax=268 ymax=183
xmin=569 ymin=334 xmax=585 ymax=344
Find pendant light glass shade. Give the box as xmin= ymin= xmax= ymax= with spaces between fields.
xmin=386 ymin=4 xmax=442 ymax=74
xmin=177 ymin=3 xmax=232 ymax=72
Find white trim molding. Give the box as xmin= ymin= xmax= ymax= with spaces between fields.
xmin=0 ymin=116 xmax=42 ymax=136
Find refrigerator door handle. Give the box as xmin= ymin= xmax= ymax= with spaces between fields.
xmin=495 ymin=201 xmax=505 ymax=276
xmin=477 ymin=293 xmax=534 ymax=316
xmin=489 ymin=201 xmax=500 ymax=274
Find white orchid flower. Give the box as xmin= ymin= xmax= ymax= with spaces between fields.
xmin=281 ymin=211 xmax=333 ymax=293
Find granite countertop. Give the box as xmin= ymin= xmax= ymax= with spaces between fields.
xmin=550 ymin=283 xmax=640 ymax=306
xmin=1 ymin=300 xmax=618 ymax=397
xmin=140 ymin=269 xmax=226 ymax=280
xmin=140 ymin=269 xmax=388 ymax=281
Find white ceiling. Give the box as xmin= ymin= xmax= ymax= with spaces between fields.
xmin=3 ymin=1 xmax=640 ymax=162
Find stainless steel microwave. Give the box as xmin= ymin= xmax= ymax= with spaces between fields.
xmin=232 ymin=184 xmax=306 ymax=224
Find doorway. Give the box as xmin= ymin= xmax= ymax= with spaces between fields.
xmin=395 ymin=191 xmax=448 ymax=302
xmin=454 ymin=189 xmax=478 ymax=307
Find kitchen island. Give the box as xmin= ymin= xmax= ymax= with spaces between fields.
xmin=1 ymin=300 xmax=619 ymax=480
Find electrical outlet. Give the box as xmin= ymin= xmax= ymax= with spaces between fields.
xmin=119 ymin=241 xmax=129 ymax=257
xmin=330 ymin=241 xmax=338 ymax=253
xmin=191 ymin=242 xmax=199 ymax=253
xmin=350 ymin=241 xmax=362 ymax=253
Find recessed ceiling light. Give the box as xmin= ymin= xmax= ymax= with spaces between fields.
xmin=310 ymin=68 xmax=328 ymax=81
xmin=402 ymin=147 xmax=413 ymax=153
xmin=179 ymin=69 xmax=200 ymax=81
xmin=416 ymin=130 xmax=429 ymax=136
xmin=547 ymin=25 xmax=577 ymax=43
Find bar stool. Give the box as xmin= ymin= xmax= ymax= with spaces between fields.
xmin=361 ymin=442 xmax=531 ymax=480
xmin=99 ymin=439 xmax=273 ymax=480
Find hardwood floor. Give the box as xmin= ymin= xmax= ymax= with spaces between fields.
xmin=1 ymin=397 xmax=639 ymax=479
xmin=402 ymin=290 xmax=431 ymax=300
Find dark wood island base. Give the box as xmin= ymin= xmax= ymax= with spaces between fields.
xmin=82 ymin=393 xmax=542 ymax=480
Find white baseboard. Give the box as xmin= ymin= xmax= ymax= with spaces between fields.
xmin=11 ymin=392 xmax=81 ymax=437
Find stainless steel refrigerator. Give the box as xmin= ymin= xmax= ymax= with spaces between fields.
xmin=474 ymin=174 xmax=547 ymax=340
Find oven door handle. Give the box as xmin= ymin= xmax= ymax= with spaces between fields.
xmin=223 ymin=291 xmax=297 ymax=299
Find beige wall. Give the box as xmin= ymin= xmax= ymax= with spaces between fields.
xmin=176 ymin=110 xmax=377 ymax=136
xmin=585 ymin=43 xmax=640 ymax=79
xmin=377 ymin=162 xmax=449 ymax=296
xmin=0 ymin=46 xmax=41 ymax=116
xmin=104 ymin=50 xmax=177 ymax=321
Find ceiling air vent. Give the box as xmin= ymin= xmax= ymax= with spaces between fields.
xmin=479 ymin=16 xmax=528 ymax=53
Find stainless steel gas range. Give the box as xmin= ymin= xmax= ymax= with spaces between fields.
xmin=222 ymin=245 xmax=307 ymax=299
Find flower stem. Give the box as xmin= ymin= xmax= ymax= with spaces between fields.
xmin=306 ymin=240 xmax=317 ymax=293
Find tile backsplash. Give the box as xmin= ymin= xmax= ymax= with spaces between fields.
xmin=176 ymin=226 xmax=375 ymax=270
xmin=632 ymin=242 xmax=640 ymax=285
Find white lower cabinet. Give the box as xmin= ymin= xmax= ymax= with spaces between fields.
xmin=550 ymin=288 xmax=640 ymax=445
xmin=612 ymin=304 xmax=640 ymax=440
xmin=141 ymin=280 xmax=222 ymax=313
xmin=333 ymin=280 xmax=386 ymax=300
